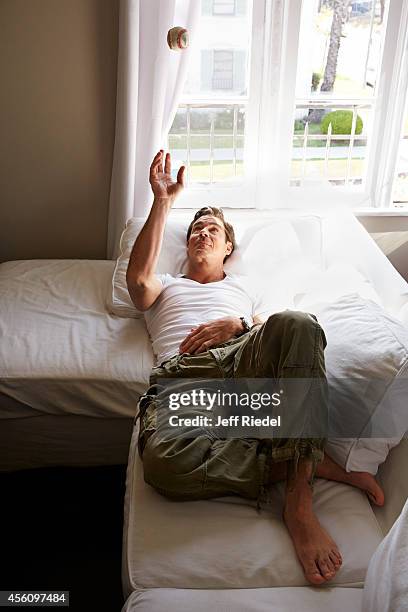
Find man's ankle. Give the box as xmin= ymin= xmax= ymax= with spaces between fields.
xmin=286 ymin=458 xmax=313 ymax=490
xmin=284 ymin=458 xmax=314 ymax=514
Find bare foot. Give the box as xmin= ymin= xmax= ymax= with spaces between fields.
xmin=284 ymin=506 xmax=342 ymax=585
xmin=346 ymin=471 xmax=385 ymax=506
xmin=316 ymin=454 xmax=385 ymax=507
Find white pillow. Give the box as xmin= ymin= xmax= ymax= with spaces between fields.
xmin=108 ymin=217 xmax=189 ymax=318
xmin=295 ymin=262 xmax=382 ymax=309
xmin=313 ymin=294 xmax=408 ymax=475
xmin=108 ymin=214 xmax=323 ymax=319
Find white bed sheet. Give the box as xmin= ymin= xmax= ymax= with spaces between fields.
xmin=0 ymin=260 xmax=153 ymax=420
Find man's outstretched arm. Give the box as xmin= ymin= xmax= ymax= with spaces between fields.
xmin=126 ymin=150 xmax=185 ymax=311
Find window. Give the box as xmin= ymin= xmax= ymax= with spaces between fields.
xmin=213 ymin=0 xmax=236 ymax=16
xmin=212 ymin=50 xmax=234 ymax=90
xmin=289 ymin=0 xmax=388 ymax=189
xmin=168 ymin=0 xmax=408 ymax=210
xmin=168 ymin=0 xmax=254 ymax=207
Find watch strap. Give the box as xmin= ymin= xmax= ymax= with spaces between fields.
xmin=239 ymin=316 xmax=251 ymax=335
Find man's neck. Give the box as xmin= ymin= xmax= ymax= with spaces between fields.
xmin=184 ymin=263 xmax=226 ymax=284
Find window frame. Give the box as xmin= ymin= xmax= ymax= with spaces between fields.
xmin=368 ymin=0 xmax=408 ymax=209
xmin=171 ymin=0 xmax=408 ymax=211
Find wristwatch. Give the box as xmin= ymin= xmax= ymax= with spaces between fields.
xmin=238 ymin=316 xmax=251 ymax=336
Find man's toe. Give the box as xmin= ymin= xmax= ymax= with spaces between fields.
xmin=330 ymin=547 xmax=342 ymax=562
xmin=317 ymin=558 xmax=335 ymax=580
xmin=329 ymin=552 xmax=341 ymax=568
xmin=304 ymin=561 xmax=326 ymax=585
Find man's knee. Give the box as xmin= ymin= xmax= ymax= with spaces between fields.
xmin=141 ymin=435 xmax=210 ymax=498
xmin=266 ymin=310 xmax=317 ymax=330
xmin=142 ymin=437 xmax=185 ymax=490
xmin=264 ymin=310 xmax=326 ymax=347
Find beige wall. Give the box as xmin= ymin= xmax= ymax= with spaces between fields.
xmin=388 ymin=242 xmax=408 ymax=281
xmin=0 ymin=0 xmax=119 ymax=261
xmin=358 ymin=216 xmax=408 ymax=282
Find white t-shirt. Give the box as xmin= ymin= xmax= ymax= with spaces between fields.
xmin=144 ymin=273 xmax=269 ymax=366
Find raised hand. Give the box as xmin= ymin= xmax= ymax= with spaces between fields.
xmin=149 ymin=150 xmax=185 ymax=201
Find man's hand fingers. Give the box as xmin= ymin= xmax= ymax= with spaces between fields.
xmin=188 ymin=337 xmax=209 ymax=355
xmin=193 ymin=338 xmax=217 ymax=354
xmin=177 ymin=165 xmax=185 ymax=187
xmin=149 ymin=156 xmax=159 ymax=175
xmin=181 ymin=330 xmax=209 ymax=353
xmin=151 ymin=150 xmax=162 ymax=165
xmin=180 ymin=332 xmax=206 ymax=354
xmin=164 ymin=152 xmax=171 ymax=174
xmin=179 ymin=334 xmax=194 ymax=352
xmin=150 ymin=151 xmax=163 ymax=176
xmin=179 ymin=326 xmax=205 ymax=352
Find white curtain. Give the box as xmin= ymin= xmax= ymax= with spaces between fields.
xmin=107 ymin=0 xmax=200 ymax=258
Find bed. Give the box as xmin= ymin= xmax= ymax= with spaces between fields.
xmin=1 ymin=208 xmax=408 ymax=611
xmin=116 ymin=209 xmax=408 ymax=611
xmin=0 ymin=259 xmax=153 ymax=471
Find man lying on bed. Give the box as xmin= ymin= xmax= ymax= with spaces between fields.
xmin=126 ymin=149 xmax=384 ymax=587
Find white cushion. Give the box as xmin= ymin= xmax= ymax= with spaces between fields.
xmin=109 ymin=217 xmax=189 ymax=319
xmin=311 ymin=294 xmax=408 ymax=475
xmin=123 ymin=586 xmax=363 ymax=612
xmin=122 ymin=428 xmax=382 ymax=596
xmin=109 ymin=214 xmax=323 ymax=319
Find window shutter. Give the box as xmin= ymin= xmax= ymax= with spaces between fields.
xmin=233 ymin=50 xmax=246 ymax=93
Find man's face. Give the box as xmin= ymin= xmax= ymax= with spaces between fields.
xmin=187 ymin=215 xmax=232 ymax=265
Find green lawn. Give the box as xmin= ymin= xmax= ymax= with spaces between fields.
xmin=293 ymin=122 xmax=365 ymax=148
xmin=187 ymin=159 xmax=365 ymax=181
xmin=169 ymin=128 xmax=364 ymax=151
xmin=189 ymin=160 xmax=244 ymax=181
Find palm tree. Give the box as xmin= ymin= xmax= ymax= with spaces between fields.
xmin=321 ymin=0 xmax=352 ymax=91
xmin=309 ymin=0 xmax=352 ymax=123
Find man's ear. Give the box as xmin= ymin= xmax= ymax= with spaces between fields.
xmin=225 ymin=241 xmax=233 ymax=256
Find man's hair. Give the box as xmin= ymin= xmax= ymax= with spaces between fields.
xmin=186 ymin=206 xmax=236 ymax=262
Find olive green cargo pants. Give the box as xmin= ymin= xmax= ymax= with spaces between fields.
xmin=137 ymin=311 xmax=327 ymax=505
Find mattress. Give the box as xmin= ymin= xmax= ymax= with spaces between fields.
xmin=122 ymin=424 xmax=383 ymax=598
xmin=122 ymin=586 xmax=363 ymax=612
xmin=0 ymin=260 xmax=153 ymax=420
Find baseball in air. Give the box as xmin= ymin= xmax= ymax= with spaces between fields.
xmin=167 ymin=27 xmax=189 ymax=51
